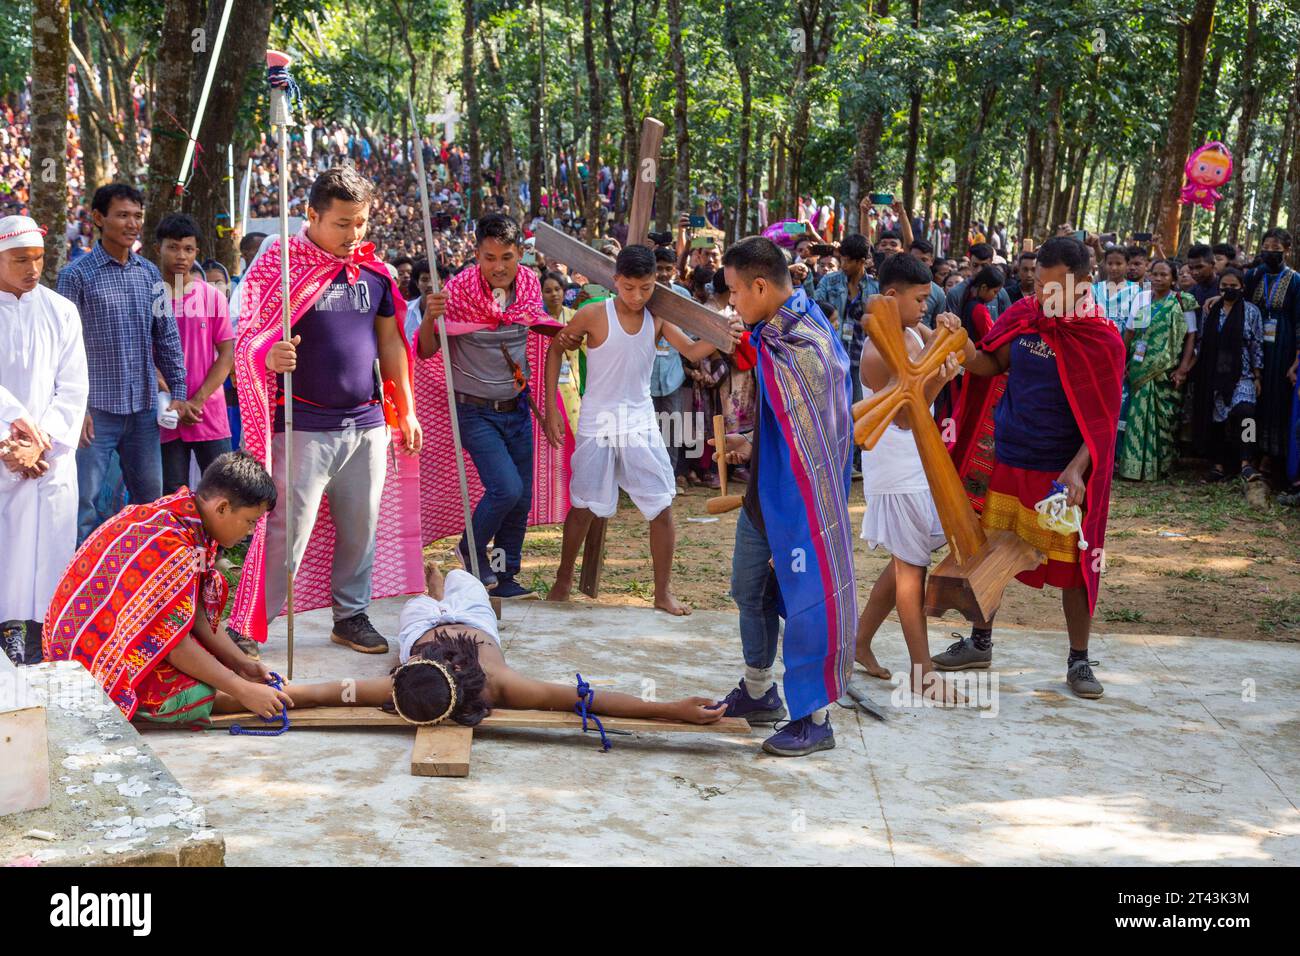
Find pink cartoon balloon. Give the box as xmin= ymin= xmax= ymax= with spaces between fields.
xmin=1180 ymin=142 xmax=1233 ymax=212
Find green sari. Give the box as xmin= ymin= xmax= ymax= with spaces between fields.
xmin=1118 ymin=292 xmax=1188 ymax=480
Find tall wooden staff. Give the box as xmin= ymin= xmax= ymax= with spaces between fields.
xmin=407 ymin=97 xmax=481 ymax=581
xmin=267 ymin=50 xmax=297 ymax=677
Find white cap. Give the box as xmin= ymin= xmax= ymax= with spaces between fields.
xmin=0 ymin=215 xmax=46 ymax=253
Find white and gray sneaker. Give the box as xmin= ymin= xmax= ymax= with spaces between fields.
xmin=931 ymin=634 xmax=993 ymax=671
xmin=1067 ymin=658 xmax=1104 ymax=699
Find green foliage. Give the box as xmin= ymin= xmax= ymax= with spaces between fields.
xmin=12 ymin=0 xmax=1300 ymax=238
xmin=0 ymin=0 xmax=31 ymax=96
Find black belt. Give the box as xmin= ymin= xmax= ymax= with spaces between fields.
xmin=455 ymin=391 xmax=521 ymax=412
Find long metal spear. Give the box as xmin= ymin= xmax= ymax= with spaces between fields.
xmin=407 ymin=96 xmax=481 ymax=582
xmin=268 ymin=50 xmax=297 ymax=678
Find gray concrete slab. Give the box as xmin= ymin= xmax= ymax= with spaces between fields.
xmin=144 ymin=597 xmax=1300 ymax=866
xmin=1 ymin=661 xmax=224 ymax=866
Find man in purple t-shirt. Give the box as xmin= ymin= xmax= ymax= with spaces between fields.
xmin=252 ymin=166 xmax=420 ymax=656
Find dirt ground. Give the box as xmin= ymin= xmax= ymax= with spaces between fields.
xmin=429 ymin=466 xmax=1300 ymax=642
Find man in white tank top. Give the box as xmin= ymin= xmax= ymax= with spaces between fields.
xmin=542 ymin=245 xmax=740 ymax=615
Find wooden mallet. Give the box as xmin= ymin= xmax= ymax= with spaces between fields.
xmin=707 ymin=413 xmax=743 ymax=514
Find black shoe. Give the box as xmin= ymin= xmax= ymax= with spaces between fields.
xmin=1 ymin=620 xmax=26 ymax=666
xmin=492 ymin=577 xmax=536 ymax=600
xmin=227 ymin=629 xmax=261 ymax=661
xmin=331 ymin=613 xmax=390 ymax=654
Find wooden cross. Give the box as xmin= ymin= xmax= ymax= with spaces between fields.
xmin=203 ymin=706 xmax=751 ymax=777
xmin=429 ymin=93 xmax=462 ymax=143
xmin=854 ymin=295 xmax=1042 ymax=622
xmin=533 ymin=116 xmax=733 ymax=597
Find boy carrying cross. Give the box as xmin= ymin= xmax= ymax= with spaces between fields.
xmin=542 ymin=245 xmax=741 ymax=615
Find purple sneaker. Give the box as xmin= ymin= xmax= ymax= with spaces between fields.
xmin=761 ymin=715 xmax=835 ymax=757
xmin=717 ymin=679 xmax=788 ymax=725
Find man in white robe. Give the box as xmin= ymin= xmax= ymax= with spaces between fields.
xmin=0 ymin=215 xmax=89 ymax=665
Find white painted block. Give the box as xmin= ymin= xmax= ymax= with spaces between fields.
xmin=0 ymin=705 xmax=51 ymax=816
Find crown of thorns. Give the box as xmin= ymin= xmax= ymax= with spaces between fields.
xmin=390 ymin=657 xmax=458 ymax=726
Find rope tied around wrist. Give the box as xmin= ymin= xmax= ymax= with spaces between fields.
xmin=574 ymin=672 xmax=612 ymax=752
xmin=229 ymin=671 xmax=291 ymax=737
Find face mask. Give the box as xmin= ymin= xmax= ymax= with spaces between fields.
xmin=1222 ymin=287 xmax=1242 ymax=302
xmin=1261 ymin=250 xmax=1285 ymax=270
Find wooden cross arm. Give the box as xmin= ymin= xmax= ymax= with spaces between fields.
xmin=852 ymin=316 xmax=968 ymax=448
xmin=532 ymin=222 xmax=734 ymax=352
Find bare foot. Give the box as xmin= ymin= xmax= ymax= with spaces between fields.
xmin=855 ymin=647 xmax=892 ymax=680
xmin=424 ymin=560 xmax=445 ymax=599
xmin=547 ymin=573 xmax=573 ymax=602
xmin=654 ymin=592 xmax=691 ymax=616
xmin=912 ymin=669 xmax=967 ymax=706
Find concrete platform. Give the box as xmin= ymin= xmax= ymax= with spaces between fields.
xmin=145 ymin=597 xmax=1300 ymax=866
xmin=0 ymin=661 xmax=224 ymax=866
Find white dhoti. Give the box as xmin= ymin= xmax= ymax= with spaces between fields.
xmin=569 ymin=426 xmax=676 ymax=521
xmin=0 ymin=283 xmax=89 ymax=623
xmin=398 ymin=570 xmax=501 ymax=664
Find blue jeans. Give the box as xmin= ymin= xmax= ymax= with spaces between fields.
xmin=76 ymin=407 xmax=163 ymax=543
xmin=730 ymin=508 xmax=781 ymax=670
xmin=456 ymin=397 xmax=534 ymax=578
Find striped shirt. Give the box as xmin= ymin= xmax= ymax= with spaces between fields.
xmin=56 ymin=242 xmax=187 ymax=414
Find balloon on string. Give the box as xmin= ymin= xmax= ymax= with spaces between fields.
xmin=1179 ymin=141 xmax=1233 ymax=212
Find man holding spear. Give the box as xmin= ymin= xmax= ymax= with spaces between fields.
xmin=227 ymin=55 xmax=422 ymax=665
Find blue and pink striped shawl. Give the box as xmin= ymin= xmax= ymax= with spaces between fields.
xmin=752 ymin=290 xmax=857 ymax=719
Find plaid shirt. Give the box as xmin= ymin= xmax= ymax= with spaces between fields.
xmin=56 ymin=242 xmax=187 ymax=414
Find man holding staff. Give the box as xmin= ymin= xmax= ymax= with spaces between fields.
xmin=228 ymin=165 xmax=421 ymax=655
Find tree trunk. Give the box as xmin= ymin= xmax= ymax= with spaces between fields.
xmin=736 ymin=62 xmax=752 ymax=242
xmin=1104 ymin=163 xmax=1126 ymax=234
xmin=582 ymin=0 xmax=602 ymax=237
xmin=142 ymin=0 xmax=202 ymax=263
xmin=1227 ymin=1 xmax=1260 ymax=245
xmin=901 ymin=0 xmax=922 ymax=216
xmin=666 ymin=0 xmax=689 ymax=213
xmin=1270 ymin=96 xmax=1295 ymax=227
xmin=31 ymin=0 xmax=70 ymax=284
xmin=72 ymin=11 xmax=104 ymax=196
xmin=1154 ymin=0 xmax=1217 ymax=250
xmin=463 ymin=0 xmax=482 ymax=220
xmin=183 ymin=0 xmax=274 ymax=272
xmin=480 ymin=28 xmax=517 ymax=218
xmin=951 ymin=83 xmax=997 ymax=257
xmin=1032 ymin=86 xmax=1063 ymax=237
xmin=850 ymin=0 xmax=889 ymax=223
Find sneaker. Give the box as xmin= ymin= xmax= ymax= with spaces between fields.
xmin=492 ymin=577 xmax=536 ymax=600
xmin=1067 ymin=658 xmax=1104 ymax=699
xmin=458 ymin=537 xmax=498 ymax=589
xmin=1240 ymin=465 xmax=1262 ymax=482
xmin=330 ymin=613 xmax=390 ymax=654
xmin=1279 ymin=489 xmax=1300 ymax=507
xmin=227 ymin=629 xmax=261 ymax=661
xmin=762 ymin=714 xmax=835 ymax=757
xmin=1 ymin=620 xmax=26 ymax=666
xmin=931 ymin=633 xmax=992 ymax=671
xmin=716 ymin=679 xmax=788 ymax=724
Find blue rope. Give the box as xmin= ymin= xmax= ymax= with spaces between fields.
xmin=266 ymin=63 xmax=303 ymax=115
xmin=229 ymin=672 xmax=290 ymax=737
xmin=573 ymin=672 xmax=611 ymax=752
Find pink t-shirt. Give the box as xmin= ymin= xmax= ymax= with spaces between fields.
xmin=161 ymin=279 xmax=234 ymax=444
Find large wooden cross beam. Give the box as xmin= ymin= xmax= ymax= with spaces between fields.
xmin=533 ymin=116 xmax=732 ymax=598
xmin=204 ymin=706 xmax=751 ymax=777
xmin=854 ymin=295 xmax=1042 ymax=622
